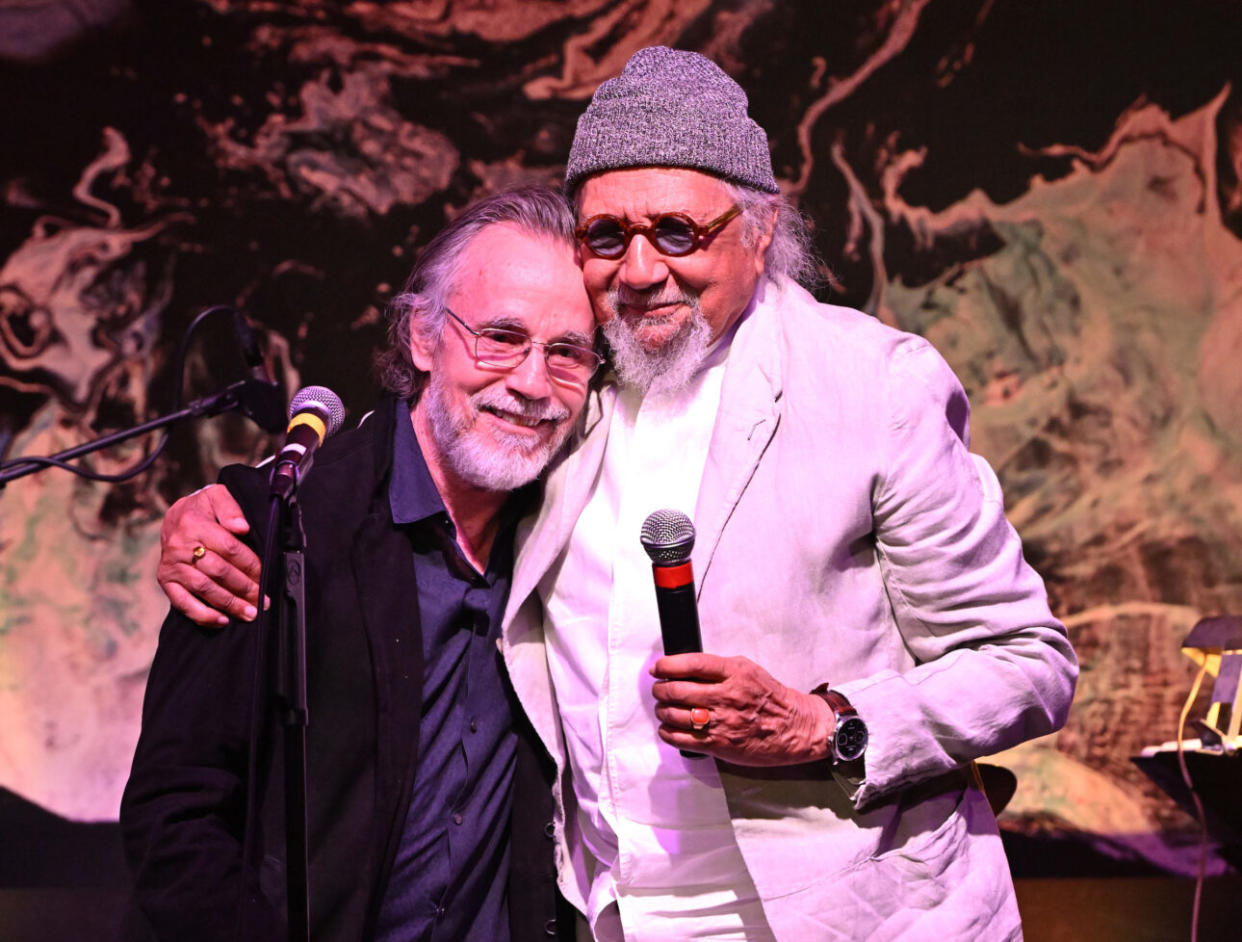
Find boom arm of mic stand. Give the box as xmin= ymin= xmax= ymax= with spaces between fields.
xmin=0 ymin=379 xmax=281 ymax=488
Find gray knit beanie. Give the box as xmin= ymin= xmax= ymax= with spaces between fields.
xmin=565 ymin=46 xmax=779 ymax=195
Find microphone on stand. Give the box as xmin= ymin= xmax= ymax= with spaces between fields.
xmin=258 ymin=380 xmax=343 ymax=942
xmin=269 ymin=386 xmax=345 ymax=500
xmin=640 ymin=509 xmax=705 ymax=759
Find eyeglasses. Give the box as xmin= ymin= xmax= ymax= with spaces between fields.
xmin=444 ymin=307 xmax=604 ymax=380
xmin=575 ymin=206 xmax=741 ymax=260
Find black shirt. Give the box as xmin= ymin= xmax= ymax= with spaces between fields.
xmin=376 ymin=402 xmax=528 ymax=942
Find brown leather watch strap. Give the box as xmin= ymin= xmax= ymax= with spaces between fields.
xmin=811 ymin=683 xmax=857 ymax=717
xmin=809 ymin=685 xmax=859 ymax=715
xmin=810 ymin=683 xmax=868 ymax=765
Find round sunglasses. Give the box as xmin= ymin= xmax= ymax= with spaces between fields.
xmin=575 ymin=206 xmax=741 ymax=260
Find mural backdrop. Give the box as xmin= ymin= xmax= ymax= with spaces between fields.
xmin=2 ymin=0 xmax=1241 ymax=880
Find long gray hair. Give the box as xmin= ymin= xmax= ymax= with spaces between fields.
xmin=375 ymin=185 xmax=578 ymax=398
xmin=720 ymin=180 xmax=823 ymax=291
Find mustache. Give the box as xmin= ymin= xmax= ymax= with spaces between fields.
xmin=471 ymin=387 xmax=570 ymax=423
xmin=608 ymin=284 xmax=696 ymax=314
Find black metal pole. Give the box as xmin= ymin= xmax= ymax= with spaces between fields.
xmin=276 ymin=496 xmax=310 ymax=942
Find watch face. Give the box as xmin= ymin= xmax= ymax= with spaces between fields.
xmin=834 ymin=716 xmax=868 ymax=762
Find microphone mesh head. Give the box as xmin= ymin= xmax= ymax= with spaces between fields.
xmin=639 ymin=509 xmax=696 ymax=564
xmin=289 ymin=385 xmax=345 ymax=436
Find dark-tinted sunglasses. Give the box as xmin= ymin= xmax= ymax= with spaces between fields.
xmin=575 ymin=206 xmax=741 ymax=260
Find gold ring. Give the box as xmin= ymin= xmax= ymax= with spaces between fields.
xmin=191 ymin=545 xmax=207 ymax=563
xmin=690 ymin=707 xmax=711 ymax=731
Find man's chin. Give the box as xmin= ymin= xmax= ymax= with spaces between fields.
xmin=451 ymin=420 xmax=572 ymax=491
xmin=603 ymin=302 xmax=712 ymax=396
xmin=623 ymin=316 xmax=686 ymax=353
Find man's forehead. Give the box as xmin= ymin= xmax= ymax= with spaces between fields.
xmin=453 ymin=224 xmax=574 ymax=290
xmin=474 ymin=305 xmax=593 ymax=337
xmin=458 ymin=221 xmax=564 ymax=264
xmin=450 ymin=228 xmax=593 ymax=337
xmin=577 ymin=167 xmax=731 ymax=217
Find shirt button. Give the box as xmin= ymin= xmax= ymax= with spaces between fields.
xmin=544 ymin=918 xmax=558 ymax=936
xmin=470 ymin=718 xmax=479 ymax=733
xmin=544 ymin=821 xmax=555 ymax=839
xmin=453 ymin=813 xmax=463 ymax=825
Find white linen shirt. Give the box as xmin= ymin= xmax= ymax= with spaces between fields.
xmin=540 ymin=328 xmax=771 ymax=939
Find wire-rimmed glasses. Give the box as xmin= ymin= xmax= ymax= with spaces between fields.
xmin=444 ymin=307 xmax=604 ymax=382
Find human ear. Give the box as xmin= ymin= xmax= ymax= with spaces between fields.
xmin=408 ymin=302 xmax=437 ymax=372
xmin=753 ymin=208 xmax=777 ymax=276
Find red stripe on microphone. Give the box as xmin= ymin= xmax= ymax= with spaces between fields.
xmin=652 ymin=561 xmax=694 ymax=589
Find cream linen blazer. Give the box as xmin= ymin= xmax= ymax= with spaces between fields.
xmin=501 ymin=277 xmax=1077 ymax=941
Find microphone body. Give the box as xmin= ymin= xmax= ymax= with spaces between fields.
xmin=270 ymin=386 xmax=345 ymax=500
xmin=639 ymin=509 xmax=703 ymax=655
xmin=650 ymin=559 xmax=703 ymax=655
xmin=641 ymin=510 xmax=705 ymax=759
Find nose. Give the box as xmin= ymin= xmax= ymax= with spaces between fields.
xmin=504 ymin=347 xmax=554 ymax=402
xmin=617 ymin=233 xmax=670 ymax=291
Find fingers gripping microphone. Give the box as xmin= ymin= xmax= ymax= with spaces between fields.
xmin=641 ymin=510 xmax=705 ymax=758
xmin=270 ymin=386 xmax=345 ymax=499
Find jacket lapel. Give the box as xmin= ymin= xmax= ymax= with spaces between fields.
xmin=345 ymin=403 xmax=424 ymax=848
xmin=503 ymin=383 xmax=617 ymax=630
xmin=351 ymin=514 xmax=423 ymax=763
xmin=693 ymin=292 xmax=784 ymax=593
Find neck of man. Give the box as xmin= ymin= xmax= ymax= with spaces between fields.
xmin=408 ymin=402 xmax=508 ymax=573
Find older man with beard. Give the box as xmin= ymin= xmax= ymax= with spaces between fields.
xmin=121 ymin=186 xmax=596 ymax=942
xmin=155 ymin=48 xmax=1076 ymax=942
xmin=497 ymin=48 xmax=1077 ymax=941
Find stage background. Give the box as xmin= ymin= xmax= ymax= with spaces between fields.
xmin=2 ymin=0 xmax=1241 ymax=905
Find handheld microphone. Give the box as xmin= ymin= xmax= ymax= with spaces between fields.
xmin=640 ymin=509 xmax=705 ymax=759
xmin=270 ymin=386 xmax=345 ymax=500
xmin=230 ymin=308 xmax=285 ymax=433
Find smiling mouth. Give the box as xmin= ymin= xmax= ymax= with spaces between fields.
xmin=615 ymin=300 xmax=686 ymax=325
xmin=479 ymin=405 xmax=556 ymax=430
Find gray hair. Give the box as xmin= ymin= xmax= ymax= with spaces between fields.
xmin=376 ymin=185 xmax=578 ymax=398
xmin=720 ymin=180 xmax=823 ymax=291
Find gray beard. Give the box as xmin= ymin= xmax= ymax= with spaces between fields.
xmin=601 ymin=293 xmax=712 ymax=397
xmin=423 ymin=372 xmax=572 ymax=492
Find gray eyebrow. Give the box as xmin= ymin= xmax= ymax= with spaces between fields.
xmin=554 ymin=330 xmax=597 ymax=348
xmin=480 ymin=316 xmax=595 ymax=348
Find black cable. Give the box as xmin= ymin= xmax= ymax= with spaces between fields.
xmin=0 ymin=304 xmax=238 ymax=482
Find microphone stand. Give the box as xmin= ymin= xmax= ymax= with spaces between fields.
xmin=0 ymin=377 xmax=282 ymax=488
xmin=256 ymin=488 xmax=311 ymax=942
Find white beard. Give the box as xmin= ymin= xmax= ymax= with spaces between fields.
xmin=601 ymin=289 xmax=712 ymax=397
xmin=424 ymin=373 xmax=572 ymax=491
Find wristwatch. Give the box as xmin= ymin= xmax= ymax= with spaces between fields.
xmin=811 ymin=684 xmax=868 ymax=764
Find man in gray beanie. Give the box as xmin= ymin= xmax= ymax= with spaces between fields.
xmin=498 ymin=45 xmax=1076 ymax=941
xmin=155 ymin=46 xmax=1075 ymax=941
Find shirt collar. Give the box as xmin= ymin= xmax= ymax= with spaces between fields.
xmin=389 ymin=398 xmax=449 ymax=526
xmin=388 ymin=397 xmax=542 ymax=529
